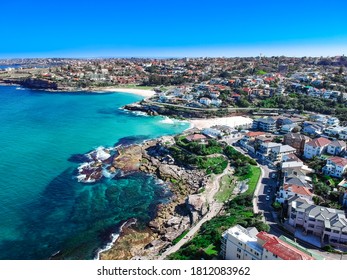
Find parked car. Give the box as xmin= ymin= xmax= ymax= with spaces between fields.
xmin=266 ymin=195 xmax=270 ymax=201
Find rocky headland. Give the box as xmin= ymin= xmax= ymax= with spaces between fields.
xmin=75 ymin=135 xmax=211 ymax=259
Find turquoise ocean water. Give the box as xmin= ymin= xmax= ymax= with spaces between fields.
xmin=0 ymin=85 xmax=189 ymax=259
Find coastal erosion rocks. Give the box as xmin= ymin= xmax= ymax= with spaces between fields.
xmin=186 ymin=194 xmax=208 ymax=224
xmin=76 ymin=137 xmax=209 ymax=259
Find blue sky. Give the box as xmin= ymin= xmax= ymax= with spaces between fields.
xmin=1 ymin=0 xmax=347 ymax=58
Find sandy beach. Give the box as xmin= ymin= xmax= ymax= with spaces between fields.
xmin=93 ymin=87 xmax=156 ymax=98
xmin=189 ymin=116 xmax=253 ymax=130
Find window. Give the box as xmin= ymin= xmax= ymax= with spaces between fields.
xmin=237 ymin=254 xmax=241 ymax=259
xmin=237 ymin=248 xmax=241 ymax=253
xmin=333 ymin=230 xmax=340 ymax=234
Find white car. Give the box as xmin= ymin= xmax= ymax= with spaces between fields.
xmin=266 ymin=195 xmax=270 ymax=201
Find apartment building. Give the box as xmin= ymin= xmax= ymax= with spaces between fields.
xmin=287 ymin=197 xmax=347 ymax=247
xmin=221 ymin=225 xmax=316 ymax=260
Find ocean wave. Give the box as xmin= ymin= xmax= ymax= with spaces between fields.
xmin=132 ymin=111 xmax=149 ymax=117
xmin=159 ymin=116 xmax=190 ymax=127
xmin=94 ymin=218 xmax=137 ymax=260
xmin=102 ymin=167 xmax=116 ymax=179
xmin=159 ymin=116 xmax=175 ymax=124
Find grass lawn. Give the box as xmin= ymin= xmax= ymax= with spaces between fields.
xmin=204 ymin=244 xmax=218 ymax=256
xmin=172 ymin=230 xmax=189 ymax=245
xmin=237 ymin=165 xmax=261 ymax=196
xmin=214 ymin=174 xmax=235 ymax=203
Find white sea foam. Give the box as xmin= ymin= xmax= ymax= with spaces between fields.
xmin=95 ymin=146 xmax=111 ymax=161
xmin=159 ymin=116 xmax=175 ymax=124
xmin=94 ymin=232 xmax=120 ymax=260
xmin=132 ymin=111 xmax=149 ymax=117
xmin=102 ymin=168 xmax=115 ymax=179
xmin=94 ymin=219 xmax=137 ymax=260
xmin=76 ymin=174 xmax=87 ymax=182
xmin=78 ymin=162 xmax=91 ymax=170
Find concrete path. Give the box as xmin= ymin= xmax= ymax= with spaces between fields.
xmin=158 ymin=166 xmax=229 ymax=259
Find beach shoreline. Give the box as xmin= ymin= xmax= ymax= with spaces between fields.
xmin=188 ymin=116 xmax=253 ymax=130
xmin=88 ymin=87 xmax=156 ymax=98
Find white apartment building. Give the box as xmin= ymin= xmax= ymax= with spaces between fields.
xmin=221 ymin=225 xmax=315 ymax=260
xmin=322 ymin=156 xmax=347 ymax=178
xmin=221 ymin=225 xmax=262 ymax=260
xmin=303 ymin=137 xmax=331 ymax=159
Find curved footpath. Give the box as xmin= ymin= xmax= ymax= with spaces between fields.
xmin=158 ymin=165 xmax=230 ymax=259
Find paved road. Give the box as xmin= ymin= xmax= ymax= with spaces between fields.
xmin=231 ymin=142 xmax=347 ymax=260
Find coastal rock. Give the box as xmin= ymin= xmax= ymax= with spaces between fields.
xmin=165 ymin=216 xmax=182 ymax=227
xmin=20 ymin=78 xmax=58 ymax=90
xmin=186 ymin=194 xmax=208 ymax=219
xmin=148 ymin=221 xmax=160 ymax=233
xmin=112 ymin=145 xmax=143 ymax=172
xmin=157 ymin=164 xmax=181 ymax=181
xmin=163 ymin=227 xmax=184 ymax=242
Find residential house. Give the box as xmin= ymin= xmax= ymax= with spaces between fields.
xmin=302 ymin=123 xmax=324 ymax=136
xmin=327 ymin=140 xmax=346 ymax=156
xmin=202 ymin=128 xmax=223 ymax=138
xmin=269 ymin=145 xmax=297 ymax=163
xmin=303 ymin=137 xmax=331 ymax=159
xmin=284 ymin=133 xmax=311 ymax=155
xmin=276 ymin=183 xmax=313 ymax=204
xmin=327 ymin=117 xmax=340 ymax=127
xmin=276 ymin=117 xmax=293 ymax=128
xmin=310 ymin=114 xmax=327 ymax=124
xmin=256 ymin=142 xmax=281 ymax=161
xmin=221 ymin=225 xmax=316 ymax=260
xmin=287 ymin=197 xmax=347 ymax=247
xmin=324 ymin=126 xmax=344 ymax=137
xmin=211 ymin=98 xmax=222 ymax=106
xmin=339 ymin=128 xmax=347 ymax=140
xmin=284 ymin=175 xmax=312 ymax=189
xmin=252 ymin=117 xmax=276 ymax=132
xmin=185 ymin=134 xmax=207 ymax=143
xmin=199 ymin=97 xmax=211 ymax=106
xmin=280 ymin=124 xmax=297 ymax=134
xmin=322 ymin=156 xmax=347 ymax=178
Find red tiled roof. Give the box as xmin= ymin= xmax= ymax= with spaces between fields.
xmin=246 ymin=131 xmax=266 ymax=137
xmin=186 ymin=134 xmax=207 ymax=142
xmin=283 ymin=184 xmax=313 ymax=197
xmin=306 ymin=137 xmax=331 ymax=148
xmin=329 ymin=156 xmax=347 ymax=167
xmin=256 ymin=232 xmax=314 ymax=260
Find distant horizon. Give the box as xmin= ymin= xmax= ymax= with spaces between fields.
xmin=1 ymin=0 xmax=347 ymax=61
xmin=0 ymin=51 xmax=346 ymax=61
